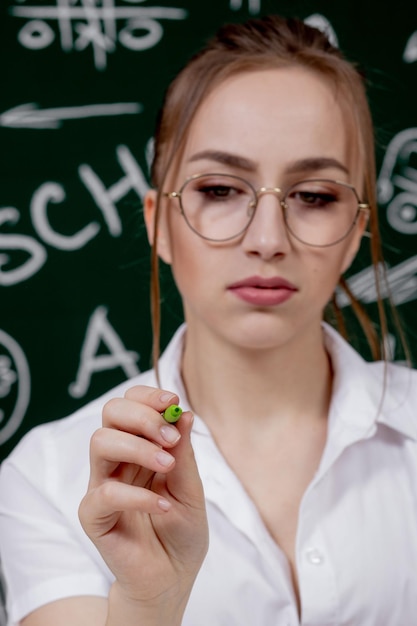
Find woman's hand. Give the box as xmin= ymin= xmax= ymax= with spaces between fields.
xmin=78 ymin=385 xmax=208 ymax=624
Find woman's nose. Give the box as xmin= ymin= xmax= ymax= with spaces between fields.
xmin=241 ymin=191 xmax=291 ymax=259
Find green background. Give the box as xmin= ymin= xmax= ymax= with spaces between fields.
xmin=1 ymin=0 xmax=417 ymax=461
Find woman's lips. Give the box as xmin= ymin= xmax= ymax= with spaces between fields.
xmin=227 ymin=276 xmax=298 ymax=306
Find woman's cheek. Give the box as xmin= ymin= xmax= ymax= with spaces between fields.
xmin=308 ymin=250 xmax=347 ymax=302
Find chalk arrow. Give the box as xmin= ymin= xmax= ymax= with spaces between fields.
xmin=0 ymin=102 xmax=142 ymax=129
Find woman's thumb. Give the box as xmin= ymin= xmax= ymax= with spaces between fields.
xmin=167 ymin=411 xmax=205 ymax=508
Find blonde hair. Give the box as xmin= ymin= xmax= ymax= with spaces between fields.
xmin=148 ymin=14 xmax=407 ymax=373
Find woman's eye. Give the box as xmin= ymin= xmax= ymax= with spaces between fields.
xmin=293 ymin=191 xmax=337 ymax=207
xmin=198 ymin=185 xmax=236 ymax=200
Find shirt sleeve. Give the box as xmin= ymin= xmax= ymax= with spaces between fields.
xmin=0 ymin=424 xmax=112 ymax=626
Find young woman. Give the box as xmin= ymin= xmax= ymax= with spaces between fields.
xmin=1 ymin=14 xmax=417 ymax=626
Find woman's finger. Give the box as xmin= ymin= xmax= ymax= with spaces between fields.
xmin=161 ymin=412 xmax=206 ymax=510
xmin=79 ymin=481 xmax=171 ymax=538
xmin=88 ymin=427 xmax=176 ymax=487
xmin=102 ymin=396 xmax=182 ymax=448
xmin=123 ymin=385 xmax=179 ymax=413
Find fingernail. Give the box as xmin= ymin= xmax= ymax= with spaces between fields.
xmin=160 ymin=425 xmax=181 ymax=444
xmin=159 ymin=391 xmax=176 ymax=403
xmin=158 ymin=498 xmax=171 ymax=512
xmin=156 ymin=450 xmax=175 ymax=467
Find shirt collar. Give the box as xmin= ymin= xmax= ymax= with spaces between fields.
xmin=158 ymin=322 xmax=417 ymax=442
xmin=158 ymin=324 xmax=211 ymax=437
xmin=323 ymin=323 xmax=417 ymax=442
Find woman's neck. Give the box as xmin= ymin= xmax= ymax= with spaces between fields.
xmin=181 ymin=321 xmax=333 ymax=439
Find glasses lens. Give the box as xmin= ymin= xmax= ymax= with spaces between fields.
xmin=283 ymin=179 xmax=360 ymax=246
xmin=180 ymin=174 xmax=255 ymax=241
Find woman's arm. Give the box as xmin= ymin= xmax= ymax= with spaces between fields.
xmin=20 ymin=597 xmax=108 ymax=626
xmin=19 ymin=588 xmax=190 ymax=626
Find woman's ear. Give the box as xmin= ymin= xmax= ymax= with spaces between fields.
xmin=144 ymin=189 xmax=173 ymax=265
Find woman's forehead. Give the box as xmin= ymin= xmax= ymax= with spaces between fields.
xmin=177 ymin=67 xmax=361 ymax=185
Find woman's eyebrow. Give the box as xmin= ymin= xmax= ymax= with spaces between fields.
xmin=188 ymin=150 xmax=257 ymax=171
xmin=187 ymin=152 xmax=350 ymax=177
xmin=285 ymin=157 xmax=350 ymax=176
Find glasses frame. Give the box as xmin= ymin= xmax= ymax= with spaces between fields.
xmin=163 ymin=173 xmax=370 ymax=247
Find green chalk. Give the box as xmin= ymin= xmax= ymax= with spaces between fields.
xmin=163 ymin=404 xmax=183 ymax=423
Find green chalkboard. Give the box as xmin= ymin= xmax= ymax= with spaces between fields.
xmin=1 ymin=0 xmax=417 ymax=461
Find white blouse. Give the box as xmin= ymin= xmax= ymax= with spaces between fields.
xmin=0 ymin=324 xmax=416 ymax=626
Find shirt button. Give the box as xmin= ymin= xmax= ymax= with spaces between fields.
xmin=306 ymin=547 xmax=325 ymax=565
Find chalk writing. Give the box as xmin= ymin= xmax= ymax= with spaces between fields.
xmin=0 ymin=102 xmax=142 ymax=129
xmin=304 ymin=14 xmax=338 ymax=48
xmin=145 ymin=137 xmax=154 ymax=175
xmin=69 ymin=305 xmax=140 ymax=398
xmin=0 ymin=208 xmax=48 ymax=286
xmin=0 ymin=144 xmax=149 ymax=285
xmin=377 ymin=127 xmax=417 ymax=234
xmin=404 ymin=30 xmax=417 ymax=63
xmin=337 ymin=254 xmax=417 ymax=362
xmin=228 ymin=9 xmax=339 ymax=46
xmin=79 ymin=144 xmax=149 ymax=236
xmin=0 ymin=330 xmax=31 ymax=445
xmin=337 ymin=255 xmax=417 ymax=308
xmin=10 ymin=0 xmax=188 ymax=70
xmin=229 ymin=0 xmax=261 ymax=14
xmin=31 ymin=182 xmax=100 ymax=250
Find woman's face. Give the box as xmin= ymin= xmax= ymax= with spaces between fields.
xmin=145 ymin=67 xmax=367 ymax=352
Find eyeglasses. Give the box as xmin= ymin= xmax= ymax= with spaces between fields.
xmin=163 ymin=173 xmax=369 ymax=247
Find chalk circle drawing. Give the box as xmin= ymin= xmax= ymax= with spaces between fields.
xmin=0 ymin=329 xmax=31 ymax=446
xmin=18 ymin=18 xmax=55 ymax=49
xmin=10 ymin=1 xmax=188 ymax=70
xmin=377 ymin=128 xmax=417 ymax=234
